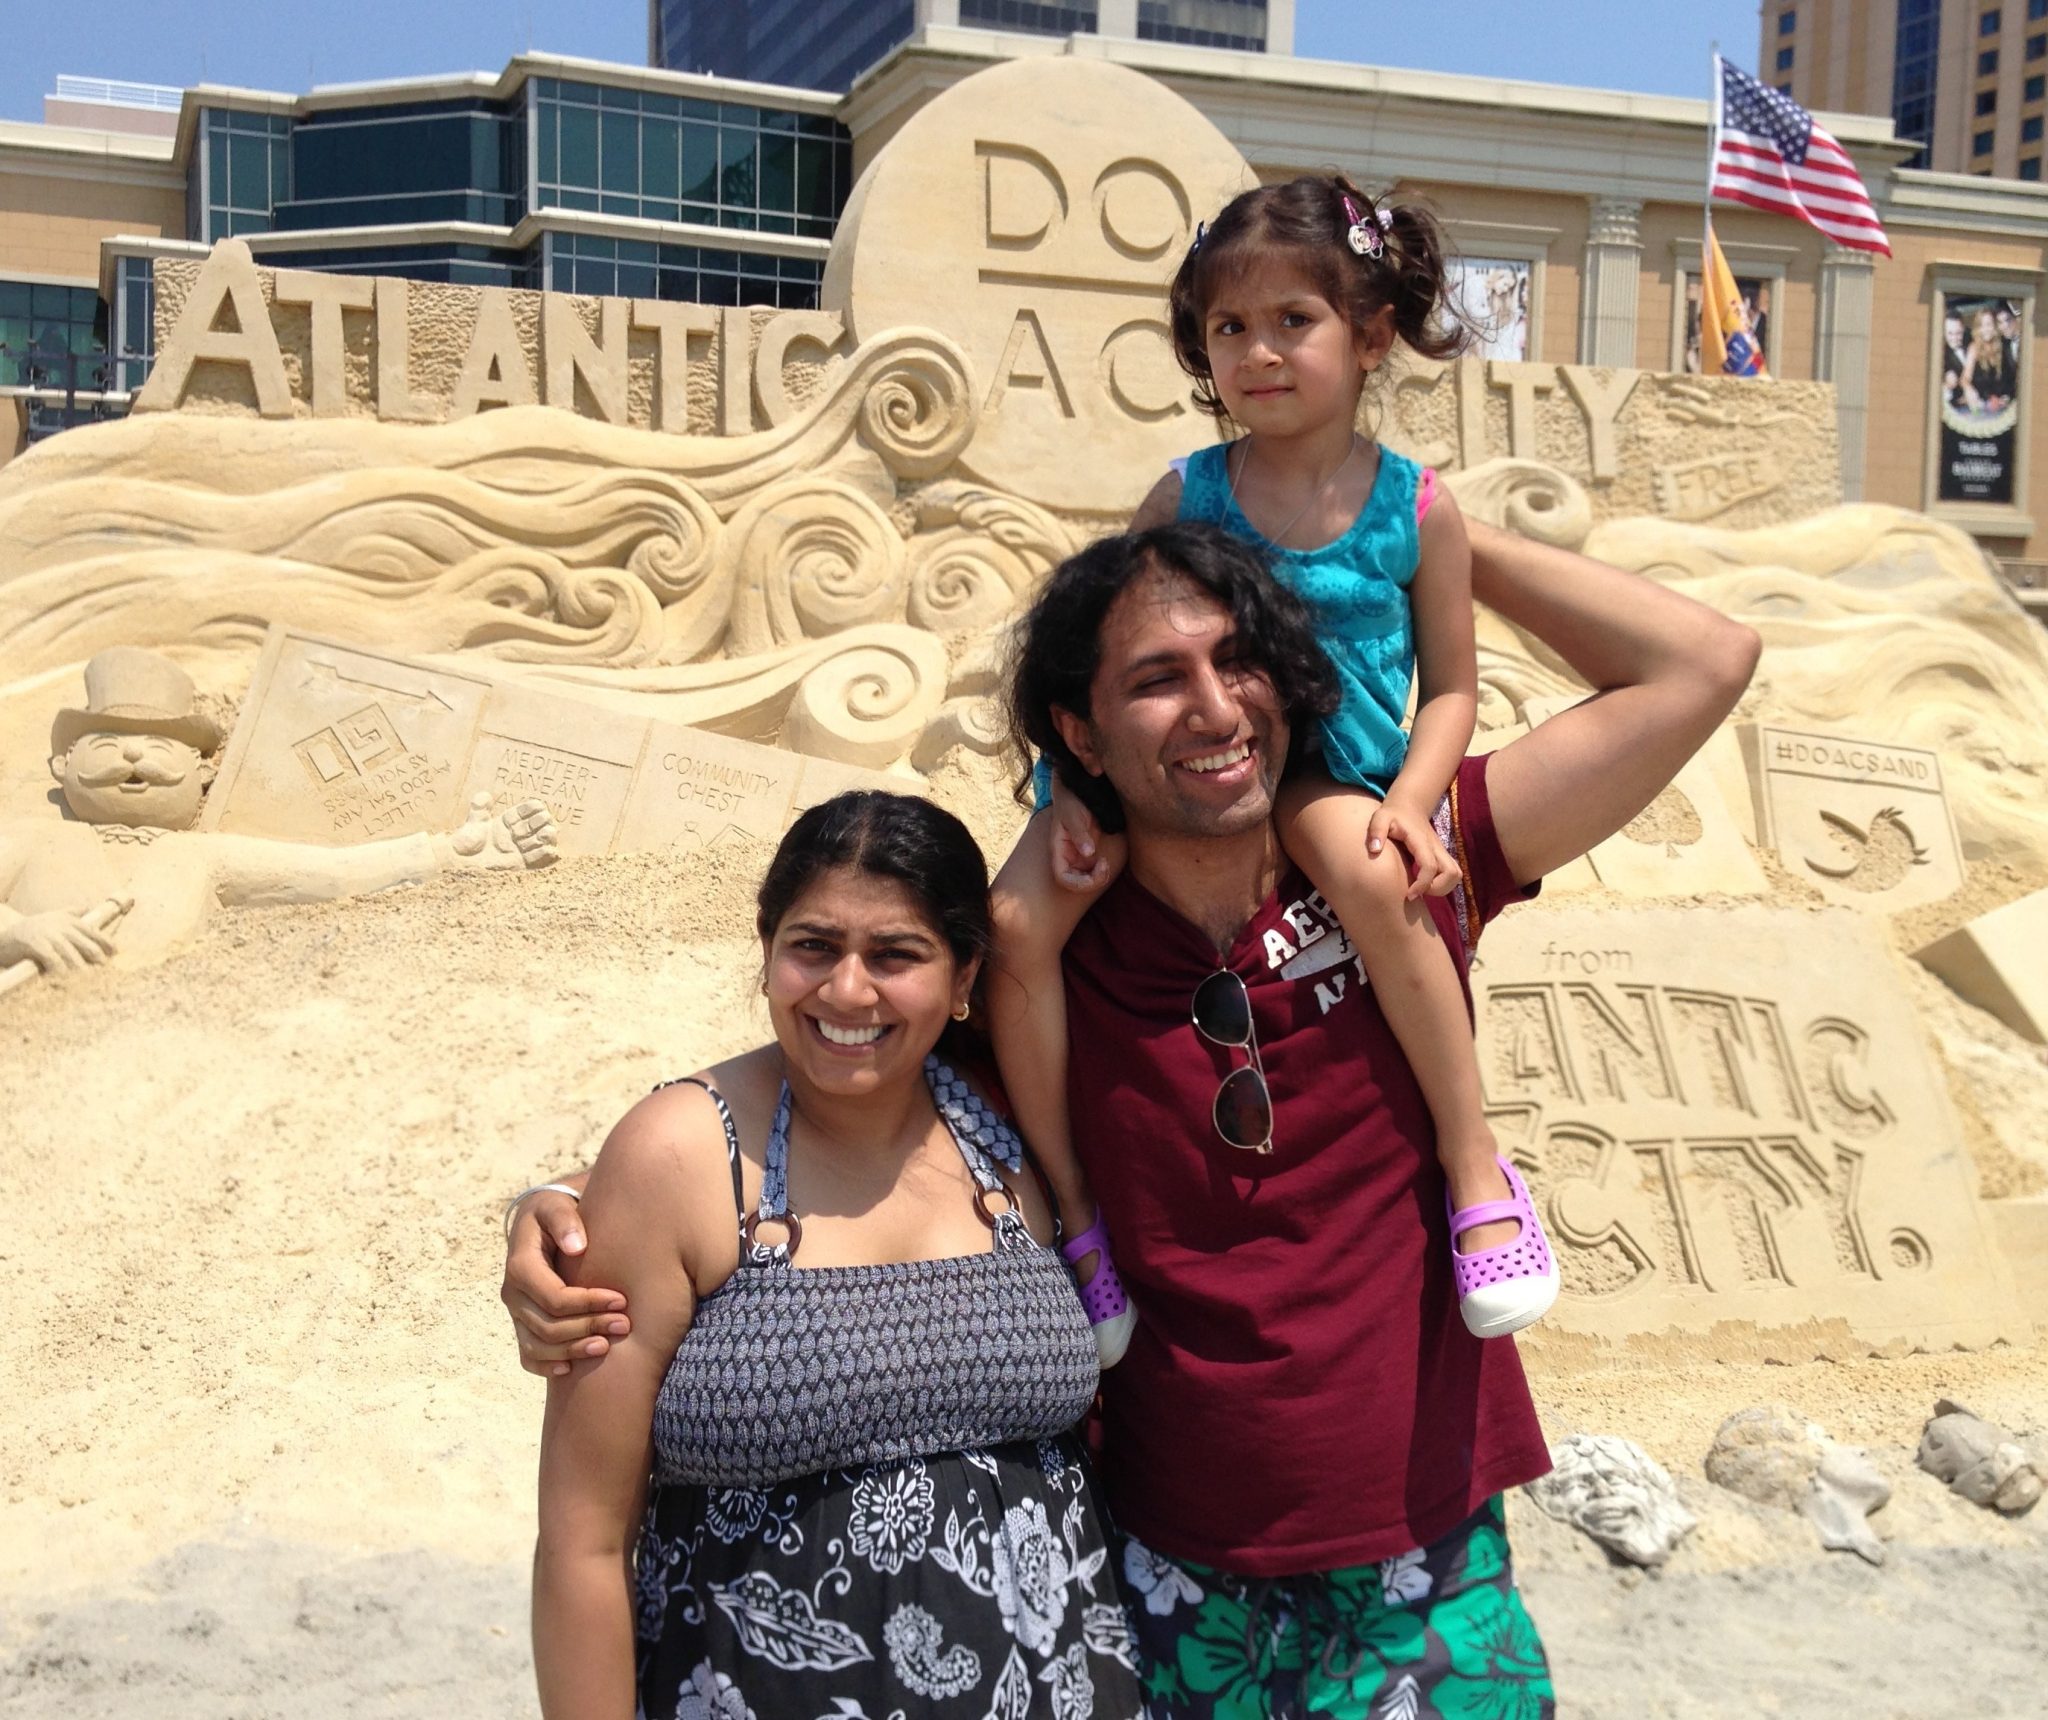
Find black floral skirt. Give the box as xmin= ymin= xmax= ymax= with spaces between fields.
xmin=634 ymin=1435 xmax=1146 ymax=1720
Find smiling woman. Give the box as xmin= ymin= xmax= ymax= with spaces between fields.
xmin=528 ymin=790 xmax=1145 ymax=1720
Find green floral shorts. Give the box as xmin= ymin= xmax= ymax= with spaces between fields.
xmin=1119 ymin=1498 xmax=1554 ymax=1720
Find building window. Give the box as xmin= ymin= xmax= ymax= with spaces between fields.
xmin=1134 ymin=0 xmax=1265 ymax=48
xmin=2031 ymin=31 xmax=2048 ymax=53
xmin=1780 ymin=6 xmax=1797 ymax=30
xmin=1984 ymin=7 xmax=2004 ymax=30
xmin=1778 ymin=81 xmax=1795 ymax=94
xmin=111 ymin=255 xmax=155 ymax=392
xmin=532 ymin=80 xmax=850 ymax=241
xmin=1976 ymin=127 xmax=1998 ymax=152
xmin=1982 ymin=49 xmax=2002 ymax=72
xmin=1895 ymin=0 xmax=1942 ymax=167
xmin=2033 ymin=0 xmax=2047 ymax=18
xmin=2026 ymin=112 xmax=2045 ymax=136
xmin=2029 ymin=73 xmax=2046 ymax=97
xmin=2024 ymin=154 xmax=2044 ymax=175
xmin=1980 ymin=87 xmax=2001 ymax=112
xmin=194 ymin=108 xmax=292 ymax=242
xmin=1777 ymin=44 xmax=1795 ymax=69
xmin=283 ymin=101 xmax=525 ymax=232
xmin=960 ymin=1 xmax=1102 ymax=31
xmin=0 ymin=278 xmax=109 ymax=393
xmin=544 ymin=231 xmax=824 ymax=309
xmin=260 ymin=242 xmax=537 ymax=290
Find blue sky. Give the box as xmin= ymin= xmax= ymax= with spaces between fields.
xmin=6 ymin=3 xmax=1764 ymax=124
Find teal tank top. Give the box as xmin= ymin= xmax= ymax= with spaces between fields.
xmin=1176 ymin=440 xmax=1418 ymax=796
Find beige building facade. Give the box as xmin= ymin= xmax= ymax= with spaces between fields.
xmin=4 ymin=25 xmax=2048 ymax=597
xmin=852 ymin=29 xmax=2048 ymax=588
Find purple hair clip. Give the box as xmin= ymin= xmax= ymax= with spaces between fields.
xmin=1342 ymin=194 xmax=1389 ymax=260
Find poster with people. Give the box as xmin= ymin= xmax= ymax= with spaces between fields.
xmin=1938 ymin=292 xmax=2023 ymax=505
xmin=1448 ymin=258 xmax=1530 ymax=361
xmin=1682 ymin=274 xmax=1771 ymax=374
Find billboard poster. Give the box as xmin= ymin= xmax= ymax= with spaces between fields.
xmin=1938 ymin=292 xmax=2022 ymax=506
xmin=1449 ymin=258 xmax=1530 ymax=362
xmin=1683 ymin=274 xmax=1771 ymax=374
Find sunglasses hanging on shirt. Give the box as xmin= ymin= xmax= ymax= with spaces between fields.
xmin=1192 ymin=968 xmax=1274 ymax=1154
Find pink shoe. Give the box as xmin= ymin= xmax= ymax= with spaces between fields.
xmin=1448 ymin=1157 xmax=1560 ymax=1338
xmin=1061 ymin=1216 xmax=1138 ymax=1368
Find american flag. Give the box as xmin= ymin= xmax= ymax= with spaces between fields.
xmin=1710 ymin=57 xmax=1890 ymax=256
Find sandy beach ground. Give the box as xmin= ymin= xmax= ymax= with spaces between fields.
xmin=4 ymin=767 xmax=2046 ymax=1719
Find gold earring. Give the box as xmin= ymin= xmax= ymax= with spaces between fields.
xmin=952 ymin=1003 xmax=971 ymax=1021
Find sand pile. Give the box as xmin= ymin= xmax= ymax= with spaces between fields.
xmin=3 ymin=753 xmax=2047 ymax=1717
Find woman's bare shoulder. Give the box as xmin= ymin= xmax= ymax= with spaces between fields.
xmin=599 ymin=1045 xmax=776 ymax=1186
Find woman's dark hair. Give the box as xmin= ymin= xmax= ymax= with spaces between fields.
xmin=755 ymin=791 xmax=992 ymax=971
xmin=1006 ymin=522 xmax=1341 ymax=833
xmin=1168 ymin=174 xmax=1469 ymax=419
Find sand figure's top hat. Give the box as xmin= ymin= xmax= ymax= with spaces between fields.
xmin=50 ymin=648 xmax=221 ymax=756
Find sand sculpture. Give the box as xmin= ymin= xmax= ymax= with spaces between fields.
xmin=200 ymin=627 xmax=900 ymax=857
xmin=1917 ymin=1400 xmax=2046 ymax=1514
xmin=1915 ymin=885 xmax=2048 ymax=1043
xmin=1523 ymin=1433 xmax=1699 ymax=1567
xmin=5 ymin=54 xmax=2048 ymax=1709
xmin=1704 ymin=1404 xmax=1893 ymax=1564
xmin=0 ymin=51 xmax=2043 ymax=1358
xmin=0 ymin=647 xmax=557 ymax=986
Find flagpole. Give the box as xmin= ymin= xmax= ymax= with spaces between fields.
xmin=1705 ymin=43 xmax=1721 ymax=271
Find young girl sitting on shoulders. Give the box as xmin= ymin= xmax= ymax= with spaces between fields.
xmin=990 ymin=174 xmax=1559 ymax=1362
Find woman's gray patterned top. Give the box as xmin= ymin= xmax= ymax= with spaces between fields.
xmin=650 ymin=1056 xmax=1100 ymax=1490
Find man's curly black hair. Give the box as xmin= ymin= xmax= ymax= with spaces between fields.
xmin=1006 ymin=522 xmax=1341 ymax=833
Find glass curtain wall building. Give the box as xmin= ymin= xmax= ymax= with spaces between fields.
xmin=87 ymin=55 xmax=852 ymax=413
xmin=161 ymin=66 xmax=847 ymax=293
xmin=0 ymin=280 xmax=117 ymax=441
xmin=650 ymin=1 xmax=1272 ymax=90
xmin=1892 ymin=0 xmax=1942 ymax=169
xmin=654 ymin=0 xmax=916 ymax=93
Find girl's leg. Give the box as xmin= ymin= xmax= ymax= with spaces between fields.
xmin=1275 ymin=772 xmax=1518 ymax=1248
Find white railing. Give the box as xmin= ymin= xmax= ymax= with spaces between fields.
xmin=51 ymin=75 xmax=185 ymax=112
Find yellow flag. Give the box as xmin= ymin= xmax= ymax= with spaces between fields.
xmin=1700 ymin=222 xmax=1767 ymax=377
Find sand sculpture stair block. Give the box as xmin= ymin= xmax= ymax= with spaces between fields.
xmin=200 ymin=627 xmax=896 ymax=857
xmin=1472 ymin=905 xmax=2024 ymax=1349
xmin=1740 ymin=723 xmax=1965 ymax=913
xmin=1987 ymin=1200 xmax=2048 ymax=1327
xmin=1914 ymin=885 xmax=2048 ymax=1044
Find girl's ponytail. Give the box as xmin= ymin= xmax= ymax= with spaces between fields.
xmin=1330 ymin=175 xmax=1468 ymax=363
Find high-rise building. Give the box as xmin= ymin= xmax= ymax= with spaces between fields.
xmin=1766 ymin=0 xmax=2048 ymax=179
xmin=649 ymin=0 xmax=1289 ymax=92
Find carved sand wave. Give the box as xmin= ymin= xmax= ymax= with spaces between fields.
xmin=1585 ymin=505 xmax=2048 ymax=867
